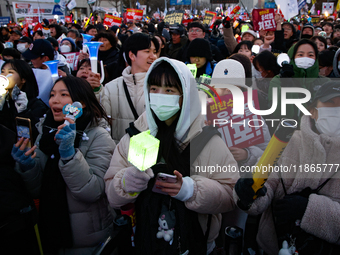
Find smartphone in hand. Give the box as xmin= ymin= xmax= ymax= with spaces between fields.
xmin=152 ymin=173 xmax=177 ymax=195
xmin=15 ymin=117 xmax=32 ymax=148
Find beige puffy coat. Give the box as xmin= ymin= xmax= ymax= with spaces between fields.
xmin=234 ymin=115 xmax=340 ymax=254
xmin=104 ymin=57 xmax=239 ymax=243
xmin=102 ymin=66 xmax=146 ymax=144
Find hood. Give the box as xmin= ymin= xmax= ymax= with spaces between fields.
xmin=143 ymin=57 xmax=201 ymax=142
xmin=300 ymin=24 xmax=315 ymax=40
xmin=282 ymin=22 xmax=297 ymax=39
xmin=333 ymin=48 xmax=340 ymax=78
xmin=287 ymin=43 xmax=319 ymax=79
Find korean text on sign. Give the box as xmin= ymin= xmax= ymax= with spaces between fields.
xmin=103 ymin=14 xmax=122 ymax=27
xmin=164 ymin=10 xmax=184 ymax=25
xmin=252 ymin=9 xmax=277 ymax=31
xmin=206 ymin=90 xmax=265 ymax=148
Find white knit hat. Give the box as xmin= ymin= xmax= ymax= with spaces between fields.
xmin=211 ymin=59 xmax=248 ymax=89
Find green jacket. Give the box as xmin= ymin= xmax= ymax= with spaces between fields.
xmin=268 ymin=44 xmax=329 ymax=120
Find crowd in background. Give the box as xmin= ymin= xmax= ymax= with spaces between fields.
xmin=1 ymin=12 xmax=340 ymax=255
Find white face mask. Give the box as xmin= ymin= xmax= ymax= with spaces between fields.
xmin=315 ymin=106 xmax=340 ymax=137
xmin=60 ymin=45 xmax=71 ymax=53
xmin=150 ymin=93 xmax=181 ymax=121
xmin=295 ymin=57 xmax=315 ymax=69
xmin=17 ymin=43 xmax=27 ymax=53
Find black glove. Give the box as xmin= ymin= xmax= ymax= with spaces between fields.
xmin=222 ymin=17 xmax=231 ymax=28
xmin=234 ymin=173 xmax=267 ymax=210
xmin=280 ymin=63 xmax=295 ymax=78
xmin=273 ymin=194 xmax=308 ymax=225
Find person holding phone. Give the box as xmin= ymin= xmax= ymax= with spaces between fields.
xmin=104 ymin=57 xmax=239 ymax=255
xmin=0 ymin=59 xmax=48 ymax=143
xmin=11 ymin=76 xmax=116 ymax=255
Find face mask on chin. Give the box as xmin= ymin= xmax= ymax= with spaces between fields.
xmin=315 ymin=106 xmax=340 ymax=137
xmin=149 ymin=93 xmax=181 ymax=121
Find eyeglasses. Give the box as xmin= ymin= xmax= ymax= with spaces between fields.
xmin=189 ymin=29 xmax=203 ymax=33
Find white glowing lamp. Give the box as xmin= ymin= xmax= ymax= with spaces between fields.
xmin=128 ymin=130 xmax=160 ymax=171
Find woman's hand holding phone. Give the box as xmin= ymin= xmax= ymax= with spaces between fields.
xmin=11 ymin=137 xmax=37 ymax=171
xmin=155 ymin=170 xmax=183 ymax=197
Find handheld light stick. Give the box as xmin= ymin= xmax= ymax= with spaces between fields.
xmin=251 ymin=120 xmax=297 ymax=197
xmin=84 ymin=42 xmax=103 ymax=74
xmin=277 ymin=53 xmax=290 ymax=67
xmin=0 ymin=75 xmax=10 ymax=110
xmin=128 ymin=130 xmax=160 ymax=171
xmin=44 ymin=60 xmax=60 ymax=83
xmin=81 ymin=33 xmax=94 ymax=53
xmin=62 ymin=102 xmax=83 ymax=125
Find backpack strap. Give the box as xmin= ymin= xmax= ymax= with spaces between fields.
xmin=123 ymin=80 xmax=139 ymax=120
xmin=125 ymin=122 xmax=141 ymax=137
xmin=188 ymin=125 xmax=221 ymax=165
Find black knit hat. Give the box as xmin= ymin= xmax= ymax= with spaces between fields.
xmin=188 ymin=22 xmax=205 ymax=32
xmin=187 ymin=38 xmax=212 ymax=61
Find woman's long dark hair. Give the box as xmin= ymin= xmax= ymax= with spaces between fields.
xmin=2 ymin=59 xmax=39 ymax=100
xmin=53 ymin=76 xmax=111 ymax=126
xmin=147 ymin=61 xmax=190 ymax=174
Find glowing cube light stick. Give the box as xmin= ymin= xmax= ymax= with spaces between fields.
xmin=187 ymin=63 xmax=197 ymax=78
xmin=128 ymin=130 xmax=160 ymax=171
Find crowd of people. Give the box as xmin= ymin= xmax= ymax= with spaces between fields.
xmin=1 ymin=12 xmax=340 ymax=255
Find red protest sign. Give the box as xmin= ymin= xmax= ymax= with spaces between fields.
xmin=65 ymin=16 xmax=72 ymax=23
xmin=182 ymin=18 xmax=193 ymax=27
xmin=207 ymin=90 xmax=265 ymax=148
xmin=33 ymin=23 xmax=43 ymax=32
xmin=103 ymin=14 xmax=122 ymax=27
xmin=203 ymin=11 xmax=217 ymax=28
xmin=252 ymin=9 xmax=276 ymax=31
xmin=126 ymin=8 xmax=143 ymax=21
xmin=63 ymin=52 xmax=80 ymax=71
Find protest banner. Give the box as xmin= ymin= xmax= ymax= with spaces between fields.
xmin=252 ymin=8 xmax=277 ymax=31
xmin=126 ymin=8 xmax=143 ymax=22
xmin=63 ymin=52 xmax=80 ymax=71
xmin=103 ymin=14 xmax=122 ymax=27
xmin=182 ymin=18 xmax=193 ymax=27
xmin=207 ymin=90 xmax=265 ymax=148
xmin=203 ymin=10 xmax=217 ymax=28
xmin=164 ymin=10 xmax=184 ymax=25
xmin=65 ymin=16 xmax=72 ymax=23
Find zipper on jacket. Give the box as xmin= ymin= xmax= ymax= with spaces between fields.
xmin=133 ymin=74 xmax=136 ymax=85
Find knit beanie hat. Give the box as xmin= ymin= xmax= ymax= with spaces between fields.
xmin=187 ymin=38 xmax=213 ymax=61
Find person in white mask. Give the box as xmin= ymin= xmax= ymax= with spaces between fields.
xmin=104 ymin=57 xmax=239 ymax=255
xmin=268 ymin=39 xmax=329 ymax=121
xmin=59 ymin=38 xmax=78 ymax=53
xmin=234 ymin=80 xmax=340 ymax=254
xmin=16 ymin=36 xmax=32 ymax=53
